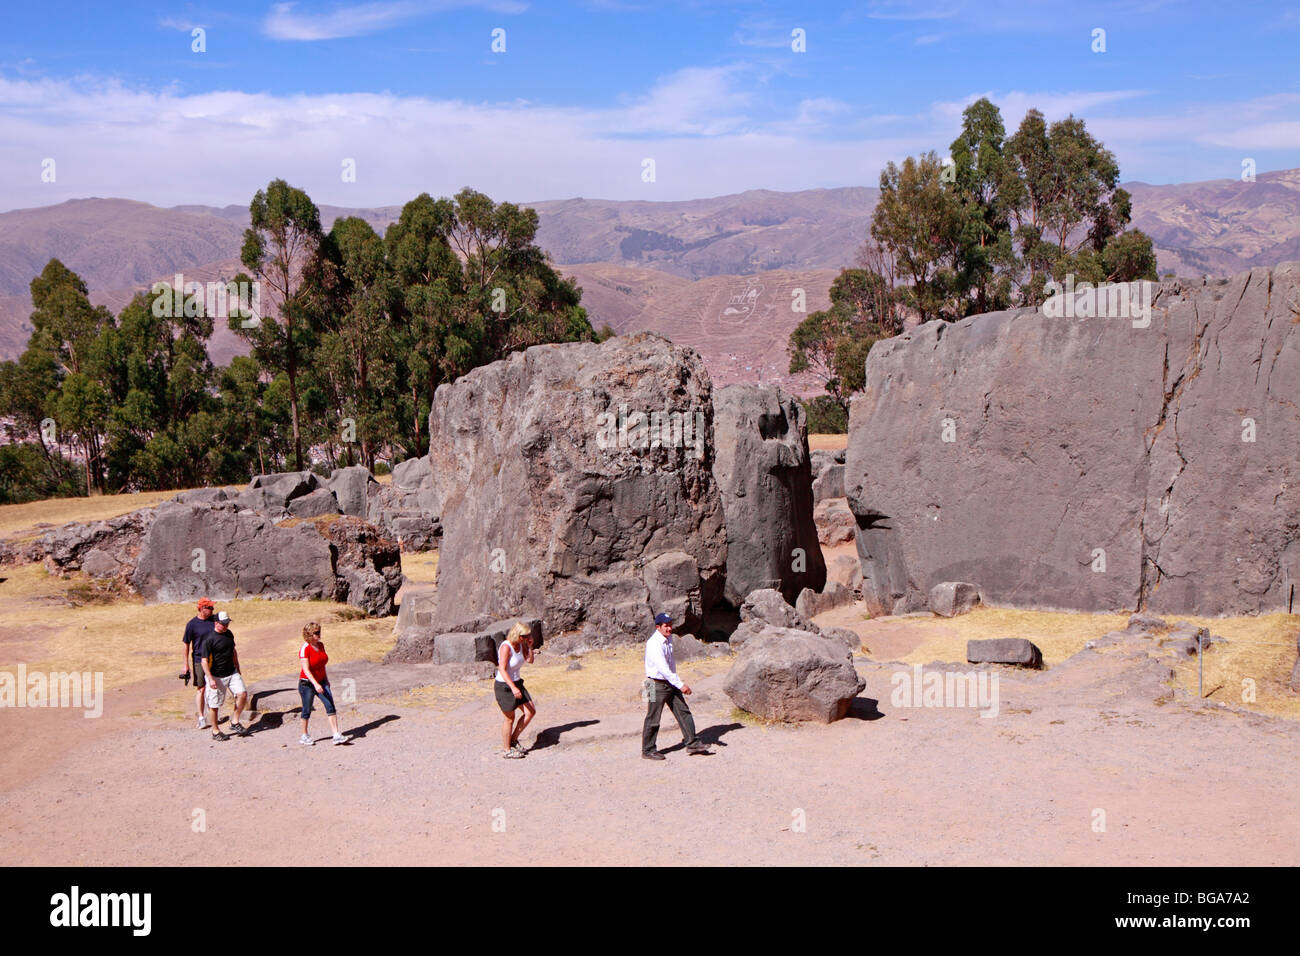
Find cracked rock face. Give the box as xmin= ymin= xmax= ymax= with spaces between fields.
xmin=425 ymin=333 xmax=727 ymax=646
xmin=845 ymin=263 xmax=1300 ymax=616
xmin=712 ymin=384 xmax=825 ymax=605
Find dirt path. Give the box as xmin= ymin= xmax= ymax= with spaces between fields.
xmin=3 ymin=630 xmax=1297 ymax=866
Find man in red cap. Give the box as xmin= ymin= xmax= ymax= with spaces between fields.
xmin=183 ymin=598 xmax=217 ymax=729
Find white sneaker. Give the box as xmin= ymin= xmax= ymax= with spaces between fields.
xmin=299 ymin=734 xmax=314 ymax=746
xmin=332 ymin=733 xmax=348 ymax=745
xmin=197 ymin=716 xmax=209 ymax=729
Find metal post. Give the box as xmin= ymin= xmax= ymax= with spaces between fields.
xmin=1198 ymin=630 xmax=1203 ymax=698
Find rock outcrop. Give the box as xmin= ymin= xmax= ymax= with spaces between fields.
xmin=29 ymin=510 xmax=157 ymax=585
xmin=712 ymin=384 xmax=825 ymax=606
xmin=131 ymin=503 xmax=400 ymax=614
xmin=845 ymin=265 xmax=1300 ymax=616
xmin=366 ymin=456 xmax=441 ymax=551
xmin=423 ymin=334 xmax=726 ymax=647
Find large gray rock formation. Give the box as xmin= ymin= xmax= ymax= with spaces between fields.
xmin=712 ymin=384 xmax=825 ymax=606
xmin=328 ymin=465 xmax=378 ymax=518
xmin=425 ymin=333 xmax=727 ymax=646
xmin=723 ymin=626 xmax=865 ymax=722
xmin=26 ymin=509 xmax=157 ymax=584
xmin=846 ymin=265 xmax=1300 ymax=616
xmin=131 ymin=504 xmax=400 ymax=614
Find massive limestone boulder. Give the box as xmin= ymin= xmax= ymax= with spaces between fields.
xmin=723 ymin=626 xmax=865 ymax=722
xmin=846 ymin=265 xmax=1300 ymax=616
xmin=712 ymin=384 xmax=825 ymax=606
xmin=132 ymin=503 xmax=400 ymax=614
xmin=425 ymin=333 xmax=727 ymax=646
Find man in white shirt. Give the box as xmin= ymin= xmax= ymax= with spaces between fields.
xmin=642 ymin=612 xmax=711 ymax=759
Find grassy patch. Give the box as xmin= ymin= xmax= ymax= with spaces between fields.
xmin=1164 ymin=613 xmax=1299 ymax=720
xmin=808 ymin=434 xmax=848 ymax=452
xmin=0 ymin=563 xmax=397 ymax=692
xmin=0 ymin=488 xmax=186 ymax=541
xmin=883 ymin=607 xmax=1131 ymax=667
xmin=400 ymin=551 xmax=439 ymax=586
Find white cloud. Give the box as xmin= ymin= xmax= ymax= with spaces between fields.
xmin=0 ymin=72 xmax=1296 ymax=213
xmin=263 ymin=0 xmax=525 ymax=42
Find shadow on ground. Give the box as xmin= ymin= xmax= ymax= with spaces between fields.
xmin=845 ymin=696 xmax=884 ymax=720
xmin=530 ymin=719 xmax=600 ymax=751
xmin=661 ymin=722 xmax=744 ymax=753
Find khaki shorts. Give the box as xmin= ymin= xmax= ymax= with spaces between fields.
xmin=205 ymin=672 xmax=246 ymax=710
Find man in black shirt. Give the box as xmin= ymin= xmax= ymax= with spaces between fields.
xmin=183 ymin=598 xmax=217 ymax=729
xmin=202 ymin=612 xmax=250 ymax=740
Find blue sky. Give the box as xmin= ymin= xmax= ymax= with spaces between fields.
xmin=1 ymin=0 xmax=1297 ymax=210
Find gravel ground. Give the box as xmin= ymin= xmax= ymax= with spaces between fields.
xmin=2 ymin=625 xmax=1297 ymax=866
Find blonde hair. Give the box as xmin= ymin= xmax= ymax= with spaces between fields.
xmin=506 ymin=621 xmax=531 ymax=644
xmin=303 ymin=621 xmax=322 ymax=641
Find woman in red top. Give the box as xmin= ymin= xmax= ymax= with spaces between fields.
xmin=298 ymin=622 xmax=347 ymax=746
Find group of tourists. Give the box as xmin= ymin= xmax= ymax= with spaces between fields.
xmin=181 ymin=599 xmax=347 ymax=745
xmin=181 ymin=600 xmax=708 ymax=759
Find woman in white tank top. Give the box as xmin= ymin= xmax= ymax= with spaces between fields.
xmin=495 ymin=622 xmax=536 ymax=758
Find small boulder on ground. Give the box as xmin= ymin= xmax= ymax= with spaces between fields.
xmin=1127 ymin=613 xmax=1168 ymax=631
xmin=966 ymin=638 xmax=1043 ymax=668
xmin=930 ymin=581 xmax=981 ymax=618
xmin=814 ymin=498 xmax=856 ymax=546
xmin=723 ymin=625 xmax=865 ymax=722
xmin=1164 ymin=622 xmax=1216 ymax=656
xmin=740 ymin=588 xmax=817 ymax=632
xmin=795 ymin=582 xmax=856 ymax=619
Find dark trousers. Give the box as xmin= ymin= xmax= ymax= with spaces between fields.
xmin=642 ymin=679 xmax=697 ymax=753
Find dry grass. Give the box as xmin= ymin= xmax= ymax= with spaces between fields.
xmin=0 ymin=489 xmax=184 ymax=541
xmin=1162 ymin=613 xmax=1299 ymax=720
xmin=861 ymin=605 xmax=1299 ymax=721
xmin=401 ymin=551 xmax=439 ymax=585
xmin=878 ymin=607 xmax=1132 ymax=666
xmin=808 ymin=433 xmax=848 ymax=452
xmin=0 ymin=562 xmax=395 ymax=692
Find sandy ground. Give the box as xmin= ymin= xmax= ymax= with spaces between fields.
xmin=2 ymin=618 xmax=1297 ymax=866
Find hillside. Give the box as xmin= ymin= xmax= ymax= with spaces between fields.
xmin=3 ymin=170 xmax=1299 ymax=392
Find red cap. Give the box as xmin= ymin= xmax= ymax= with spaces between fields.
xmin=197 ymin=597 xmax=214 ymax=609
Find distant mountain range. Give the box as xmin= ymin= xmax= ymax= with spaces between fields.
xmin=2 ymin=168 xmax=1298 ymax=392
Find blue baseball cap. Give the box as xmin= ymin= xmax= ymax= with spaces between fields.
xmin=654 ymin=613 xmax=674 ymax=625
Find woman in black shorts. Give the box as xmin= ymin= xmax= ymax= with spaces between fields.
xmin=495 ymin=621 xmax=535 ymax=758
